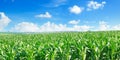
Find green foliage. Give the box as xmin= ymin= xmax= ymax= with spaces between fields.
xmin=0 ymin=31 xmax=120 ymax=60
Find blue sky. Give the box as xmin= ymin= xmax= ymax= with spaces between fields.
xmin=0 ymin=0 xmax=120 ymax=32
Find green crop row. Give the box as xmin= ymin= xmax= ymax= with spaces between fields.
xmin=0 ymin=31 xmax=120 ymax=60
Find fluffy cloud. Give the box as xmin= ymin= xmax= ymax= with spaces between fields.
xmin=112 ymin=24 xmax=120 ymax=30
xmin=11 ymin=21 xmax=92 ymax=32
xmin=87 ymin=1 xmax=106 ymax=11
xmin=97 ymin=21 xmax=120 ymax=31
xmin=0 ymin=12 xmax=11 ymax=31
xmin=11 ymin=22 xmax=67 ymax=32
xmin=70 ymin=25 xmax=92 ymax=31
xmin=69 ymin=5 xmax=83 ymax=14
xmin=11 ymin=22 xmax=40 ymax=32
xmin=11 ymin=21 xmax=120 ymax=32
xmin=35 ymin=12 xmax=52 ymax=18
xmin=39 ymin=22 xmax=68 ymax=32
xmin=98 ymin=21 xmax=109 ymax=31
xmin=68 ymin=20 xmax=80 ymax=25
xmin=40 ymin=22 xmax=91 ymax=32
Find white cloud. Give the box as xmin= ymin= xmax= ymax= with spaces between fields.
xmin=70 ymin=25 xmax=92 ymax=31
xmin=46 ymin=0 xmax=67 ymax=7
xmin=40 ymin=22 xmax=91 ymax=32
xmin=68 ymin=20 xmax=80 ymax=25
xmin=87 ymin=1 xmax=106 ymax=11
xmin=35 ymin=12 xmax=52 ymax=18
xmin=112 ymin=24 xmax=120 ymax=30
xmin=39 ymin=22 xmax=68 ymax=32
xmin=98 ymin=21 xmax=109 ymax=31
xmin=11 ymin=20 xmax=120 ymax=32
xmin=11 ymin=21 xmax=92 ymax=32
xmin=53 ymin=0 xmax=67 ymax=7
xmin=11 ymin=22 xmax=40 ymax=32
xmin=0 ymin=12 xmax=11 ymax=31
xmin=69 ymin=5 xmax=83 ymax=14
xmin=96 ymin=21 xmax=120 ymax=31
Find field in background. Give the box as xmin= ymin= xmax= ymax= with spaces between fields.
xmin=0 ymin=31 xmax=120 ymax=60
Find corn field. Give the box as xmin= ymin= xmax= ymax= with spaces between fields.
xmin=0 ymin=31 xmax=120 ymax=60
